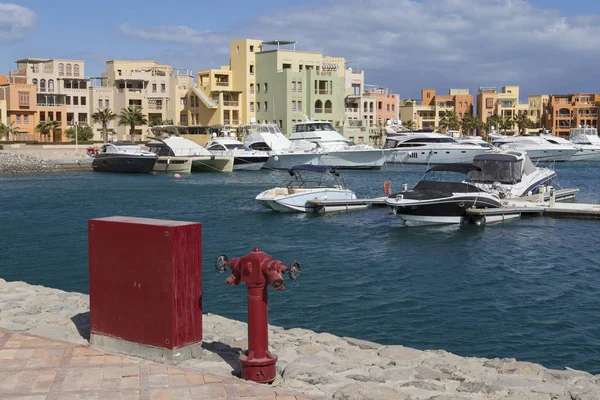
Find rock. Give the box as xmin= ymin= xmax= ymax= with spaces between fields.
xmin=400 ymin=380 xmax=446 ymax=392
xmin=344 ymin=337 xmax=386 ymax=351
xmin=332 ymin=382 xmax=410 ymax=400
xmin=457 ymin=381 xmax=502 ymax=394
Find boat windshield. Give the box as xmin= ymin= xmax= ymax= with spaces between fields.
xmin=281 ymin=167 xmax=344 ymax=189
xmin=295 ymin=123 xmax=336 ymax=133
xmin=467 ymin=159 xmax=523 ymax=184
xmin=422 ymin=170 xmax=469 ymax=183
xmin=225 ymin=143 xmax=246 ymax=150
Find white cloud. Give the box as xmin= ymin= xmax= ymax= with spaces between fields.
xmin=0 ymin=3 xmax=37 ymax=43
xmin=118 ymin=0 xmax=600 ymax=97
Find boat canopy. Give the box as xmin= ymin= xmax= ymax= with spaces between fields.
xmin=467 ymin=153 xmax=535 ymax=184
xmin=426 ymin=164 xmax=481 ymax=174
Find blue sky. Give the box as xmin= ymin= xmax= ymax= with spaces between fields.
xmin=3 ymin=0 xmax=600 ymax=99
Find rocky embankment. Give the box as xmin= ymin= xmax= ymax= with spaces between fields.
xmin=1 ymin=278 xmax=599 ymax=400
xmin=0 ymin=152 xmax=61 ymax=174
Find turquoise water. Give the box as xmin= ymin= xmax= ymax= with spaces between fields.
xmin=1 ymin=164 xmax=599 ymax=373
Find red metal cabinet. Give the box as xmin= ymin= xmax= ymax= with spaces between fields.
xmin=89 ymin=216 xmax=202 ymax=349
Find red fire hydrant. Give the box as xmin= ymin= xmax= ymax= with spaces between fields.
xmin=215 ymin=247 xmax=301 ymax=383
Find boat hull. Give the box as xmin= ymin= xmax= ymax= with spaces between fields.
xmin=92 ymin=154 xmax=157 ymax=173
xmin=569 ymin=147 xmax=600 ymax=161
xmin=385 ymin=147 xmax=488 ymax=164
xmin=233 ymin=156 xmax=269 ymax=171
xmin=318 ymin=149 xmax=385 ymax=169
xmin=153 ymin=157 xmax=192 ymax=173
xmin=191 ymin=156 xmax=234 ymax=172
xmin=264 ymin=153 xmax=321 ymax=170
xmin=257 ymin=188 xmax=356 ymax=213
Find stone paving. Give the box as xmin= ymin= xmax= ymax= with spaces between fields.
xmin=0 ymin=329 xmax=313 ymax=400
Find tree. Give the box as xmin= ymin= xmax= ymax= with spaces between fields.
xmin=499 ymin=116 xmax=514 ymax=135
xmin=92 ymin=108 xmax=117 ymax=143
xmin=0 ymin=121 xmax=16 ymax=141
xmin=460 ymin=114 xmax=483 ymax=137
xmin=65 ymin=126 xmax=94 ymax=141
xmin=513 ymin=112 xmax=534 ymax=135
xmin=36 ymin=119 xmax=59 ymax=142
xmin=402 ymin=119 xmax=416 ymax=131
xmin=119 ymin=106 xmax=148 ymax=143
xmin=439 ymin=110 xmax=460 ymax=131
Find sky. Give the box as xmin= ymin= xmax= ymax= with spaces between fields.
xmin=2 ymin=0 xmax=600 ymax=100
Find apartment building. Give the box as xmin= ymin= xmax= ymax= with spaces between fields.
xmin=0 ymin=75 xmax=7 ymax=126
xmin=400 ymin=88 xmax=472 ymax=130
xmin=344 ymin=69 xmax=376 ymax=124
xmin=254 ymin=41 xmax=346 ymax=135
xmin=364 ymin=85 xmax=399 ymax=124
xmin=477 ymin=86 xmax=530 ymax=132
xmin=100 ymin=60 xmax=194 ymax=141
xmin=545 ymin=93 xmax=600 ymax=137
xmin=192 ymin=66 xmax=241 ymax=127
xmin=526 ymin=94 xmax=549 ymax=129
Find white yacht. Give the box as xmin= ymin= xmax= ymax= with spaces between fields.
xmin=205 ymin=138 xmax=269 ymax=170
xmin=289 ymin=121 xmax=386 ymax=169
xmin=490 ymin=135 xmax=578 ymax=162
xmin=543 ymin=129 xmax=600 ymax=161
xmin=146 ymin=136 xmax=234 ymax=173
xmin=243 ymin=123 xmax=321 ymax=170
xmin=256 ymin=165 xmax=357 ymax=213
xmin=382 ymin=132 xmax=490 ymax=164
xmin=466 ymin=150 xmax=556 ymax=198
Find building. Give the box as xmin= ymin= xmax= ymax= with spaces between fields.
xmin=400 ymin=88 xmax=473 ymax=130
xmin=193 ymin=65 xmax=241 ymax=127
xmin=99 ymin=60 xmax=194 ymax=141
xmin=340 ymin=68 xmax=376 ymax=143
xmin=545 ymin=93 xmax=600 ymax=137
xmin=230 ymin=39 xmax=264 ymax=126
xmin=476 ymin=86 xmax=529 ymax=132
xmin=254 ymin=41 xmax=346 ymax=135
xmin=526 ymin=94 xmax=549 ymax=130
xmin=364 ymin=85 xmax=399 ymax=125
xmin=0 ymin=75 xmax=7 ymax=128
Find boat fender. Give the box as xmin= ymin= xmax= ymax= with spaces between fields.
xmin=384 ymin=180 xmax=392 ymax=195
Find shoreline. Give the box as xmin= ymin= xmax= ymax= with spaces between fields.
xmin=0 ymin=150 xmax=93 ymax=174
xmin=1 ymin=278 xmax=598 ymax=399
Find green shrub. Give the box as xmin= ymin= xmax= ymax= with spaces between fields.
xmin=65 ymin=126 xmax=94 ymax=141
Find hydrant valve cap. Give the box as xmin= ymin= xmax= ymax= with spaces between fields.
xmin=215 ymin=254 xmax=229 ymax=273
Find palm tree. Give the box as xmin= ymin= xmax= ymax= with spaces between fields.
xmin=119 ymin=106 xmax=148 ymax=143
xmin=499 ymin=116 xmax=514 ymax=135
xmin=402 ymin=119 xmax=416 ymax=131
xmin=36 ymin=119 xmax=60 ymax=142
xmin=92 ymin=108 xmax=117 ymax=143
xmin=439 ymin=110 xmax=460 ymax=131
xmin=0 ymin=121 xmax=16 ymax=141
xmin=513 ymin=113 xmax=534 ymax=135
xmin=460 ymin=114 xmax=483 ymax=137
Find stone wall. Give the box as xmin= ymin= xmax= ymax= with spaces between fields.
xmin=1 ymin=278 xmax=598 ymax=400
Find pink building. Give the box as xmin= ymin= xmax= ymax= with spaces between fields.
xmin=364 ymin=86 xmax=399 ymax=125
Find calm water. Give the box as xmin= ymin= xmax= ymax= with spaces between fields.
xmin=1 ymin=163 xmax=599 ymax=373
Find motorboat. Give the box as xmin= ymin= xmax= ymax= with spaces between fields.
xmin=205 ymin=138 xmax=269 ymax=170
xmin=146 ymin=136 xmax=233 ymax=173
xmin=544 ymin=129 xmax=600 ymax=161
xmin=386 ymin=164 xmax=504 ymax=226
xmin=466 ymin=150 xmax=556 ymax=198
xmin=490 ymin=135 xmax=578 ymax=162
xmin=256 ymin=164 xmax=357 ymax=213
xmin=289 ymin=121 xmax=386 ymax=169
xmin=243 ymin=123 xmax=322 ymax=170
xmin=382 ymin=132 xmax=490 ymax=164
xmin=91 ymin=142 xmax=157 ymax=173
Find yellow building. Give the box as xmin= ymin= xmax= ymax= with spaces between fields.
xmin=192 ymin=66 xmax=241 ymax=127
xmin=477 ymin=86 xmax=536 ymax=133
xmin=399 ymin=88 xmax=473 ymax=130
xmin=526 ymin=94 xmax=549 ymax=131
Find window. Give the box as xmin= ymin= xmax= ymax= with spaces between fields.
xmin=250 ymin=45 xmax=254 ymax=52
xmin=23 ymin=115 xmax=29 ymax=124
xmin=58 ymin=63 xmax=64 ymax=76
xmin=180 ymin=113 xmax=187 ymax=123
xmin=81 ymin=97 xmax=86 ymax=106
xmin=351 ymin=84 xmax=360 ymax=96
xmin=459 ymin=102 xmax=463 ymax=108
xmin=264 ymin=101 xmax=268 ymax=111
xmin=152 ymin=83 xmax=157 ymax=93
xmin=257 ymin=84 xmax=260 ymax=93
xmin=292 ymin=81 xmax=296 ymax=91
xmin=459 ymin=113 xmax=463 ymax=118
xmin=40 ymin=79 xmax=46 ymax=92
xmin=298 ymin=100 xmax=302 ymax=111
xmin=66 ymin=96 xmax=71 ymax=105
xmin=298 ymin=81 xmax=302 ymax=92
xmin=48 ymin=79 xmax=54 ymax=92
xmin=250 ymin=102 xmax=254 ymax=112
xmin=73 ymin=64 xmax=80 ymax=77
xmin=256 ymin=102 xmax=260 ymax=111
xmin=73 ymin=96 xmax=79 ymax=106
xmin=486 ymin=98 xmax=493 ymax=108
xmin=180 ymin=97 xmax=187 ymax=105
xmin=299 ymin=64 xmax=303 ymax=71
xmin=98 ymin=99 xmax=103 ymax=108
xmin=117 ymin=70 xmax=122 ymax=76
xmin=487 ymin=112 xmax=492 ymax=117
xmin=161 ymin=83 xmax=166 ymax=93
xmin=392 ymin=104 xmax=395 ymax=111
xmin=427 ymin=92 xmax=431 ymax=98
xmin=282 ymin=63 xmax=291 ymax=69
xmin=66 ymin=64 xmax=72 ymax=76
xmin=32 ymin=78 xmax=38 ymax=87
xmin=250 ymin=83 xmax=254 ymax=94
xmin=18 ymin=91 xmax=29 ymax=107
xmin=236 ymin=46 xmax=240 ymax=55
xmin=264 ymin=83 xmax=268 ymax=93
xmin=105 ymin=99 xmax=109 ymax=108
xmin=324 ymin=100 xmax=332 ymax=113
xmin=292 ymin=100 xmax=296 ymax=111
xmin=378 ymin=102 xmax=383 ymax=110
xmin=386 ymin=104 xmax=390 ymax=112
xmin=249 ymin=65 xmax=254 ymax=75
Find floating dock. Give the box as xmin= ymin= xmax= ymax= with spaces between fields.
xmin=307 ymin=197 xmax=387 ymax=213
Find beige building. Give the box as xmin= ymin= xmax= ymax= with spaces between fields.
xmin=343 ymin=68 xmax=376 ymax=127
xmin=193 ymin=65 xmax=241 ymax=127
xmin=400 ymin=88 xmax=473 ymax=131
xmin=527 ymin=94 xmax=549 ymax=130
xmin=477 ymin=86 xmax=529 ymax=131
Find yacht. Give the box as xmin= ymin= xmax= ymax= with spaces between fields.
xmin=146 ymin=136 xmax=233 ymax=173
xmin=256 ymin=164 xmax=357 ymax=213
xmin=466 ymin=150 xmax=556 ymax=198
xmin=490 ymin=135 xmax=578 ymax=162
xmin=386 ymin=164 xmax=503 ymax=226
xmin=289 ymin=121 xmax=386 ymax=169
xmin=205 ymin=138 xmax=269 ymax=170
xmin=382 ymin=132 xmax=490 ymax=164
xmin=243 ymin=123 xmax=321 ymax=170
xmin=543 ymin=130 xmax=600 ymax=161
xmin=91 ymin=142 xmax=157 ymax=173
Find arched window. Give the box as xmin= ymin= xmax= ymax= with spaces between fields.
xmin=324 ymin=100 xmax=332 ymax=113
xmin=58 ymin=63 xmax=64 ymax=76
xmin=315 ymin=100 xmax=323 ymax=113
xmin=32 ymin=78 xmax=38 ymax=88
xmin=73 ymin=64 xmax=80 ymax=76
xmin=369 ymin=102 xmax=374 ymax=112
xmin=363 ymin=101 xmax=368 ymax=112
xmin=66 ymin=64 xmax=72 ymax=76
xmin=48 ymin=79 xmax=54 ymax=92
xmin=40 ymin=79 xmax=46 ymax=92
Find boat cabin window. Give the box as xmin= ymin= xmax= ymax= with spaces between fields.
xmin=147 ymin=144 xmax=174 ymax=157
xmin=468 ymin=159 xmax=523 ymax=184
xmin=207 ymin=144 xmax=227 ymax=151
xmin=225 ymin=143 xmax=246 ymax=150
xmin=248 ymin=142 xmax=271 ymax=151
xmin=295 ymin=123 xmax=335 ymax=133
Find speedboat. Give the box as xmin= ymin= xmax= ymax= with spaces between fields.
xmin=383 ymin=132 xmax=490 ymax=164
xmin=205 ymin=138 xmax=269 ymax=170
xmin=243 ymin=123 xmax=321 ymax=170
xmin=146 ymin=136 xmax=233 ymax=173
xmin=490 ymin=135 xmax=578 ymax=162
xmin=289 ymin=121 xmax=386 ymax=169
xmin=256 ymin=164 xmax=357 ymax=213
xmin=91 ymin=142 xmax=157 ymax=173
xmin=466 ymin=150 xmax=556 ymax=198
xmin=386 ymin=164 xmax=503 ymax=226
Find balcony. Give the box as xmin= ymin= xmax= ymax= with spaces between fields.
xmin=557 ymin=113 xmax=571 ymax=118
xmin=223 ymin=119 xmax=240 ymax=125
xmin=314 ymin=108 xmax=323 ymax=113
xmin=223 ymin=101 xmax=239 ymax=107
xmin=216 ymin=82 xmax=229 ymax=87
xmin=324 ymin=108 xmax=332 ymax=113
xmin=315 ymin=89 xmax=330 ymax=95
xmin=346 ymin=108 xmax=359 ymax=112
xmin=38 ymin=103 xmax=64 ymax=107
xmin=67 ymin=121 xmax=88 ymax=126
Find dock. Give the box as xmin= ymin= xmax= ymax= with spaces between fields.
xmin=307 ymin=197 xmax=387 ymax=213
